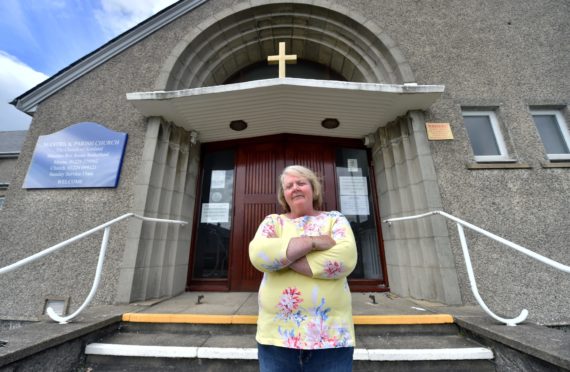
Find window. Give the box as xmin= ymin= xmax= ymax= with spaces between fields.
xmin=531 ymin=110 xmax=570 ymax=161
xmin=462 ymin=111 xmax=509 ymax=162
xmin=0 ymin=197 xmax=4 ymax=209
xmin=191 ymin=149 xmax=235 ymax=279
xmin=335 ymin=148 xmax=383 ymax=280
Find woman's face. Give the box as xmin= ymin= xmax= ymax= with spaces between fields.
xmin=282 ymin=173 xmax=314 ymax=214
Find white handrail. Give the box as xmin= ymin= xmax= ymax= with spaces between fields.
xmin=0 ymin=213 xmax=187 ymax=324
xmin=383 ymin=210 xmax=569 ymax=326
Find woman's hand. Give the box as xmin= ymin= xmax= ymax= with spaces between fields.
xmin=310 ymin=235 xmax=336 ymax=251
xmin=288 ymin=257 xmax=313 ymax=277
xmin=285 ymin=235 xmax=336 ymax=263
xmin=285 ymin=235 xmax=336 ymax=277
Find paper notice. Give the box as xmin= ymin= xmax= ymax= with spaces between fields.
xmin=201 ymin=203 xmax=230 ymax=223
xmin=340 ymin=195 xmax=370 ymax=216
xmin=339 ymin=176 xmax=368 ymax=196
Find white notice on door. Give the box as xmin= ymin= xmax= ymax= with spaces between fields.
xmin=339 ymin=176 xmax=368 ymax=196
xmin=211 ymin=170 xmax=226 ymax=189
xmin=201 ymin=203 xmax=230 ymax=223
xmin=340 ymin=195 xmax=370 ymax=216
xmin=347 ymin=159 xmax=358 ymax=172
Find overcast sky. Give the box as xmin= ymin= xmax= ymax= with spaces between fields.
xmin=0 ymin=0 xmax=178 ymax=131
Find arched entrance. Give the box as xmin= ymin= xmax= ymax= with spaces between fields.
xmin=150 ymin=2 xmax=416 ymax=293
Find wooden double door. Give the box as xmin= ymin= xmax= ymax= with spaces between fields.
xmin=187 ymin=135 xmax=387 ymax=292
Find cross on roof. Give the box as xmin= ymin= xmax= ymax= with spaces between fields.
xmin=267 ymin=42 xmax=297 ymax=78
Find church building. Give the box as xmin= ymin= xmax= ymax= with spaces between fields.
xmin=2 ymin=0 xmax=569 ymax=326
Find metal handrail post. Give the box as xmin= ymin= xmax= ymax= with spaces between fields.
xmin=47 ymin=226 xmax=112 ymax=324
xmin=457 ymin=223 xmax=528 ymax=326
xmin=383 ymin=210 xmax=568 ymax=326
xmin=0 ymin=213 xmax=187 ymax=324
xmin=438 ymin=211 xmax=570 ymax=273
xmin=0 ymin=213 xmax=187 ymax=276
xmin=385 ymin=210 xmax=570 ymax=273
xmin=0 ymin=213 xmax=133 ymax=276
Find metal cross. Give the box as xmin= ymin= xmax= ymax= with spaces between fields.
xmin=267 ymin=42 xmax=297 ymax=78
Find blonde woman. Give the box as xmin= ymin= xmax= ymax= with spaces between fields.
xmin=249 ymin=165 xmax=357 ymax=371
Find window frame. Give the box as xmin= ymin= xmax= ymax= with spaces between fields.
xmin=530 ymin=109 xmax=570 ymax=161
xmin=462 ymin=110 xmax=510 ymax=162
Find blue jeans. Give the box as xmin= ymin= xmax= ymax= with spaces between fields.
xmin=257 ymin=343 xmax=354 ymax=372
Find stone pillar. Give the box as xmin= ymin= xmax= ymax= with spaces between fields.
xmin=372 ymin=110 xmax=462 ymax=305
xmin=116 ymin=117 xmax=200 ymax=303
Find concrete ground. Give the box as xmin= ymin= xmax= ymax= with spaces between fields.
xmin=132 ymin=291 xmax=436 ymax=316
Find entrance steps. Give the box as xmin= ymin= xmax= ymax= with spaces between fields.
xmin=3 ymin=294 xmax=569 ymax=370
xmin=84 ymin=315 xmax=494 ymax=371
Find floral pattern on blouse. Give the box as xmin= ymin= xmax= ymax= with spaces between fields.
xmin=260 ymin=218 xmax=279 ymax=238
xmin=276 ymin=288 xmax=350 ymax=349
xmin=323 ymin=260 xmax=343 ymax=278
xmin=249 ymin=211 xmax=357 ymax=350
xmin=259 ymin=256 xmax=290 ymax=272
xmin=276 ymin=287 xmax=306 ymax=326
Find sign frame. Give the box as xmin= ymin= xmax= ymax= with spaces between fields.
xmin=23 ymin=122 xmax=128 ymax=189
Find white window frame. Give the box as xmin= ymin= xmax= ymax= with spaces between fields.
xmin=530 ymin=109 xmax=570 ymax=161
xmin=462 ymin=110 xmax=510 ymax=162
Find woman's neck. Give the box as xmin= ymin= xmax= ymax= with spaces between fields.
xmin=287 ymin=208 xmax=319 ymax=219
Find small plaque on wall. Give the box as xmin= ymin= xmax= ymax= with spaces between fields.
xmin=426 ymin=122 xmax=454 ymax=140
xmin=23 ymin=122 xmax=127 ymax=189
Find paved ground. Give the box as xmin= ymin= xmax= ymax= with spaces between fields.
xmin=132 ymin=291 xmax=437 ymax=316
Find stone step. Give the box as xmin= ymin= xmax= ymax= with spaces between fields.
xmin=83 ymin=322 xmax=495 ymax=371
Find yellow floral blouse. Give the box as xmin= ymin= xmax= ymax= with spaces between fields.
xmin=249 ymin=211 xmax=357 ymax=349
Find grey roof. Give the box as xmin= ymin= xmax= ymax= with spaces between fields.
xmin=0 ymin=131 xmax=27 ymax=153
xmin=11 ymin=0 xmax=208 ymax=115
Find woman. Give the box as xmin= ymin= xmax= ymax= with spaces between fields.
xmin=249 ymin=165 xmax=357 ymax=372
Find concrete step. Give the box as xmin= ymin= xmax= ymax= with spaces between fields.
xmin=83 ymin=323 xmax=495 ymax=371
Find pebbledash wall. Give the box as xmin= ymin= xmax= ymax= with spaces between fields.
xmin=1 ymin=0 xmax=568 ymax=324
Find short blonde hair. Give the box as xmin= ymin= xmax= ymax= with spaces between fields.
xmin=277 ymin=165 xmax=323 ymax=212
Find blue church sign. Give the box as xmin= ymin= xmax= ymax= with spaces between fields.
xmin=23 ymin=122 xmax=128 ymax=189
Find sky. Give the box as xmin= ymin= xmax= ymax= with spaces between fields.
xmin=0 ymin=0 xmax=179 ymax=131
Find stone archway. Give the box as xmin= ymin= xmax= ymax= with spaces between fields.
xmin=156 ymin=1 xmax=416 ymax=90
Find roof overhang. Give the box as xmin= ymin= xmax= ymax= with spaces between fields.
xmin=127 ymin=78 xmax=444 ymax=143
